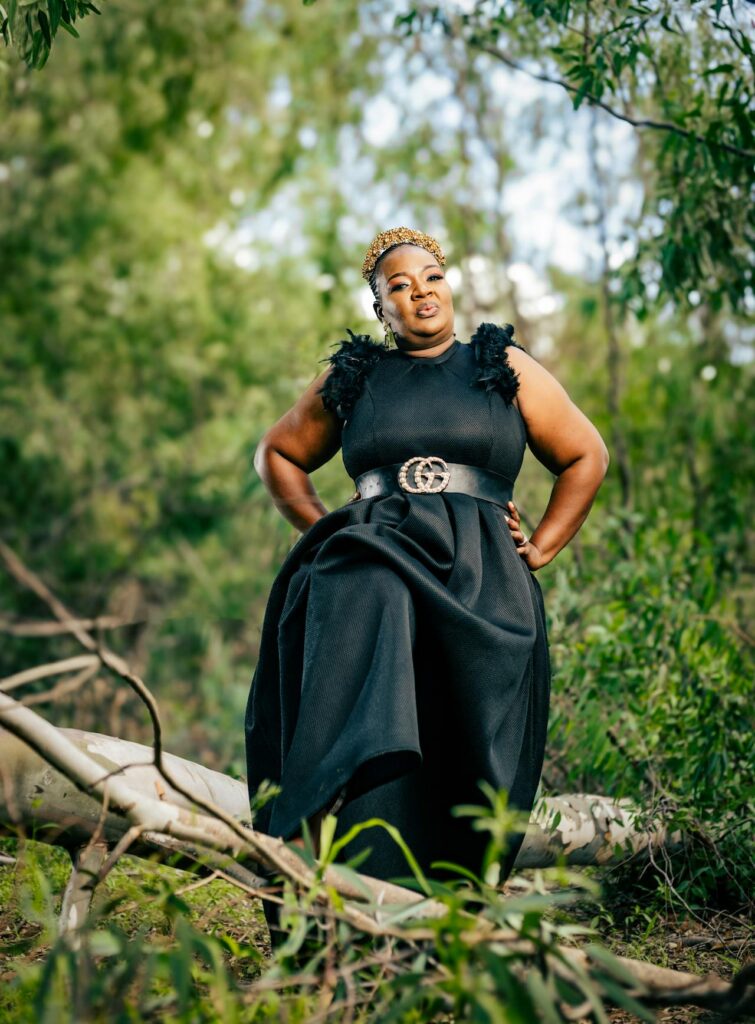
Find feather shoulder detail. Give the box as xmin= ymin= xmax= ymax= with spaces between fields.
xmin=470 ymin=322 xmax=522 ymax=405
xmin=317 ymin=329 xmax=390 ymax=420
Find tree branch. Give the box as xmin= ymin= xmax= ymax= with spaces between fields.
xmin=0 ymin=654 xmax=99 ymax=693
xmin=0 ymin=615 xmax=133 ymax=637
xmin=470 ymin=42 xmax=754 ymax=160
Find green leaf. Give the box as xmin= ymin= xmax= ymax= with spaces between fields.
xmin=526 ymin=970 xmax=562 ymax=1024
xmin=585 ymin=943 xmax=645 ymax=988
xmin=599 ymin=976 xmax=655 ymax=1021
xmin=317 ymin=811 xmax=338 ymax=861
xmin=35 ymin=40 xmax=51 ymax=66
xmin=572 ymin=80 xmax=591 ymax=110
xmin=47 ymin=0 xmax=61 ymax=34
xmin=329 ymin=817 xmax=432 ymax=894
xmin=88 ymin=931 xmax=122 ymax=957
xmin=430 ymin=859 xmax=483 ymax=885
xmin=37 ymin=9 xmax=51 ymax=46
xmin=555 ymin=951 xmax=611 ymax=1024
xmin=326 ymin=862 xmax=373 ymax=899
xmin=731 ymin=104 xmax=754 ymax=149
xmin=30 ymin=26 xmax=43 ymax=65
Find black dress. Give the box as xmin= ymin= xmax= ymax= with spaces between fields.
xmin=244 ymin=323 xmax=551 ymax=882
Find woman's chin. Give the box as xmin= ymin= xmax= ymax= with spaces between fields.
xmin=409 ymin=318 xmax=451 ymax=338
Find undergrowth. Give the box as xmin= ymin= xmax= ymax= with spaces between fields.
xmin=0 ymin=798 xmax=664 ymax=1024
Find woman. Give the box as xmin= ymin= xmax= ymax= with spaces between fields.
xmin=245 ymin=226 xmax=609 ymax=885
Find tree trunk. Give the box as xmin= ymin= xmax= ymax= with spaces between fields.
xmin=0 ymin=726 xmax=683 ymax=869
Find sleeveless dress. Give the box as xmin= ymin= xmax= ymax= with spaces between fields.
xmin=244 ymin=323 xmax=551 ymax=882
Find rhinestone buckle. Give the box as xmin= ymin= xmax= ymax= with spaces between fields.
xmin=397 ymin=456 xmax=451 ymax=494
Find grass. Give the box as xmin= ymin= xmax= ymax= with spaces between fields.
xmin=0 ymin=836 xmax=269 ymax=1022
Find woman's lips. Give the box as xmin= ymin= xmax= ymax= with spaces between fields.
xmin=416 ymin=304 xmax=439 ymax=317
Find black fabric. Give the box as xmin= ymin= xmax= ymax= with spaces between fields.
xmin=245 ymin=333 xmax=551 ymax=884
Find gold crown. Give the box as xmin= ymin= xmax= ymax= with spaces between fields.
xmin=361 ymin=226 xmax=446 ymax=281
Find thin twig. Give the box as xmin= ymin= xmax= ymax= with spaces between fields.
xmin=0 ymin=655 xmax=99 ymax=693
xmin=0 ymin=542 xmax=97 ymax=652
xmin=174 ymin=870 xmax=222 ymax=897
xmin=20 ymin=664 xmax=99 ymax=707
xmin=95 ymin=824 xmax=147 ymax=885
xmin=0 ymin=616 xmax=134 ymax=637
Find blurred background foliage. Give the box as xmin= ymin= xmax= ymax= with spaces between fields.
xmin=1 ymin=0 xmax=753 ymax=916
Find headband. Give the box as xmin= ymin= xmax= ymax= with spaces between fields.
xmin=361 ymin=226 xmax=446 ymax=281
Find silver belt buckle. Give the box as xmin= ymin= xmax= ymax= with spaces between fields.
xmin=398 ymin=456 xmax=450 ymax=494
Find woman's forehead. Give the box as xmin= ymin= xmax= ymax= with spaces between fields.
xmin=380 ymin=245 xmax=440 ymax=279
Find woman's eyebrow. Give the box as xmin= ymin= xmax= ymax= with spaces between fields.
xmin=386 ymin=264 xmax=440 ymax=282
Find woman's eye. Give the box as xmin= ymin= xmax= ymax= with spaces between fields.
xmin=391 ymin=274 xmax=443 ymax=292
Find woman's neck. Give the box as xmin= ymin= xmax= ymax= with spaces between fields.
xmin=395 ymin=333 xmax=457 ymax=359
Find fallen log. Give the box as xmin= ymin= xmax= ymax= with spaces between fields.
xmin=0 ymin=695 xmax=752 ymax=1017
xmin=0 ymin=726 xmax=684 ymax=869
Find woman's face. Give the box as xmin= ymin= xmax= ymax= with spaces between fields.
xmin=374 ymin=244 xmax=455 ymax=347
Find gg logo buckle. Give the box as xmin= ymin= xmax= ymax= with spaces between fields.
xmin=397 ymin=456 xmax=451 ymax=494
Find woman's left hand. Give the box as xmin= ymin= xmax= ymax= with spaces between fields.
xmin=505 ymin=501 xmax=548 ymax=571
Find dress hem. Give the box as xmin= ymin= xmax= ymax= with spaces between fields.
xmin=269 ymin=745 xmax=423 ymax=841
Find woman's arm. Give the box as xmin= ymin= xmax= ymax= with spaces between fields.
xmin=254 ymin=369 xmax=342 ymax=533
xmin=503 ymin=347 xmax=610 ymax=570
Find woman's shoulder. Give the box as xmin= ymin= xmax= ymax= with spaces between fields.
xmin=317 ymin=329 xmax=390 ymax=420
xmin=469 ymin=321 xmax=524 ymax=406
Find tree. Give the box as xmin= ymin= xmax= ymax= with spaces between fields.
xmin=0 ymin=0 xmax=385 ymax=762
xmin=395 ymin=0 xmax=754 ymax=313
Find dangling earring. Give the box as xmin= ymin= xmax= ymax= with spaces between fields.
xmin=383 ymin=322 xmax=397 ymax=346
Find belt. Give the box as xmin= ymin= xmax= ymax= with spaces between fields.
xmin=353 ymin=457 xmax=513 ymax=509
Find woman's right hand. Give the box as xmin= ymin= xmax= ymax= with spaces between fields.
xmin=504 ymin=501 xmax=548 ymax=571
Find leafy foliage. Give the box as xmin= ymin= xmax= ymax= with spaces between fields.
xmin=397 ymin=0 xmax=754 ymax=313
xmin=533 ymin=286 xmax=754 ymax=909
xmin=545 ymin=518 xmax=754 ymax=906
xmin=1 ymin=0 xmax=103 ymax=70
